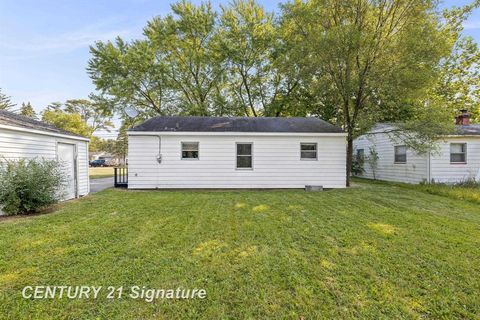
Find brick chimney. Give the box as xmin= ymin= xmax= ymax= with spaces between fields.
xmin=455 ymin=109 xmax=471 ymax=125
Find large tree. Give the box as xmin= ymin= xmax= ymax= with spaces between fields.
xmin=219 ymin=0 xmax=281 ymax=116
xmin=145 ymin=1 xmax=224 ymax=116
xmin=281 ymin=0 xmax=454 ymax=185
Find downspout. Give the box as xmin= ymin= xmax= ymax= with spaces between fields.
xmin=427 ymin=151 xmax=431 ymax=183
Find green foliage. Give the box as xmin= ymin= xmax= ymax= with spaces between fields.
xmin=0 ymin=158 xmax=65 ymax=215
xmin=281 ymin=0 xmax=455 ymax=185
xmin=0 ymin=88 xmax=16 ymax=111
xmin=1 ymin=182 xmax=480 ymax=317
xmin=19 ymin=102 xmax=37 ymax=119
xmin=218 ymin=0 xmax=294 ymax=116
xmin=41 ymin=110 xmax=92 ymax=137
xmin=85 ymin=0 xmax=479 ymax=185
xmin=64 ymin=97 xmax=114 ymax=131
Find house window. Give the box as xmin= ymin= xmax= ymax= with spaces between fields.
xmin=356 ymin=149 xmax=365 ymax=164
xmin=301 ymin=143 xmax=317 ymax=160
xmin=236 ymin=143 xmax=252 ymax=169
xmin=394 ymin=145 xmax=407 ymax=163
xmin=450 ymin=143 xmax=466 ymax=163
xmin=181 ymin=142 xmax=199 ymax=159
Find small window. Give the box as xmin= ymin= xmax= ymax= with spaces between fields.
xmin=181 ymin=142 xmax=199 ymax=159
xmin=356 ymin=149 xmax=365 ymax=164
xmin=301 ymin=143 xmax=317 ymax=160
xmin=450 ymin=143 xmax=466 ymax=163
xmin=394 ymin=145 xmax=407 ymax=163
xmin=236 ymin=143 xmax=252 ymax=169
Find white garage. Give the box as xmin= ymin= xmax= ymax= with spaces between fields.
xmin=0 ymin=110 xmax=90 ymax=200
xmin=127 ymin=116 xmax=347 ymax=189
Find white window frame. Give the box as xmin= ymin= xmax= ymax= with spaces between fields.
xmin=450 ymin=143 xmax=467 ymax=164
xmin=300 ymin=143 xmax=318 ymax=160
xmin=181 ymin=141 xmax=199 ymax=160
xmin=394 ymin=145 xmax=407 ymax=164
xmin=236 ymin=142 xmax=253 ymax=170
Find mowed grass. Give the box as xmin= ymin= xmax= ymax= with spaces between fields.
xmin=0 ymin=181 xmax=479 ymax=319
xmin=89 ymin=167 xmax=114 ymax=179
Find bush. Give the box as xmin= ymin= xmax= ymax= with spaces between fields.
xmin=0 ymin=158 xmax=66 ymax=215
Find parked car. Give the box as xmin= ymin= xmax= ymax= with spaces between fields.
xmin=90 ymin=159 xmax=107 ymax=167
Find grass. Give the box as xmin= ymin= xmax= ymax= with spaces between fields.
xmin=89 ymin=167 xmax=114 ymax=179
xmin=0 ymin=180 xmax=479 ymax=319
xmin=355 ymin=177 xmax=480 ymax=204
xmin=413 ymin=183 xmax=480 ymax=204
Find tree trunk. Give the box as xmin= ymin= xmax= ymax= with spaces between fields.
xmin=346 ymin=131 xmax=353 ymax=187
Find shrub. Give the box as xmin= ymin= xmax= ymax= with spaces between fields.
xmin=0 ymin=158 xmax=66 ymax=215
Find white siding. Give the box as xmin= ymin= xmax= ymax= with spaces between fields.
xmin=353 ymin=129 xmax=428 ymax=184
xmin=128 ymin=134 xmax=346 ymax=189
xmin=0 ymin=127 xmax=89 ymax=197
xmin=354 ymin=126 xmax=480 ymax=184
xmin=430 ymin=137 xmax=480 ymax=183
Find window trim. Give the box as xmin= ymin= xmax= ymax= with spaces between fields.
xmin=300 ymin=142 xmax=318 ymax=161
xmin=235 ymin=142 xmax=253 ymax=170
xmin=356 ymin=148 xmax=365 ymax=164
xmin=394 ymin=145 xmax=407 ymax=164
xmin=181 ymin=141 xmax=200 ymax=160
xmin=450 ymin=143 xmax=467 ymax=164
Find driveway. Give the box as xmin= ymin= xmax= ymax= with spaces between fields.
xmin=90 ymin=177 xmax=114 ymax=193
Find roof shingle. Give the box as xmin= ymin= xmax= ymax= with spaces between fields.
xmin=0 ymin=109 xmax=88 ymax=139
xmin=129 ymin=116 xmax=344 ymax=133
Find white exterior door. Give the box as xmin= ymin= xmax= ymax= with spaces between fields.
xmin=57 ymin=143 xmax=77 ymax=200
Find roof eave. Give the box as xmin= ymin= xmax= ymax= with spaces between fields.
xmin=127 ymin=131 xmax=346 ymax=136
xmin=0 ymin=124 xmax=90 ymax=141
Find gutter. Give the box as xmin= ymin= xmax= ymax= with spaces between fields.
xmin=127 ymin=131 xmax=347 ymax=137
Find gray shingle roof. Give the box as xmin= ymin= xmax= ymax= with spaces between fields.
xmin=0 ymin=109 xmax=88 ymax=139
xmin=455 ymin=125 xmax=480 ymax=135
xmin=129 ymin=116 xmax=344 ymax=133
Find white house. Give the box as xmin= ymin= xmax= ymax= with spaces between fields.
xmin=0 ymin=110 xmax=90 ymax=200
xmin=127 ymin=116 xmax=347 ymax=189
xmin=353 ymin=110 xmax=480 ymax=184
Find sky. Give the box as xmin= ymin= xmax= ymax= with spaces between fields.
xmin=1 ymin=0 xmax=479 ymax=138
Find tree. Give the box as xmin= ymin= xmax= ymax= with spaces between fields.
xmin=436 ymin=37 xmax=479 ymax=117
xmin=19 ymin=102 xmax=37 ymax=119
xmin=219 ymin=0 xmax=278 ymax=116
xmin=145 ymin=1 xmax=224 ymax=116
xmin=89 ymin=1 xmax=225 ymax=118
xmin=41 ymin=110 xmax=92 ymax=137
xmin=0 ymin=88 xmax=16 ymax=111
xmin=64 ymin=97 xmax=114 ymax=131
xmin=281 ymin=0 xmax=454 ymax=186
xmin=88 ymin=38 xmax=171 ymax=117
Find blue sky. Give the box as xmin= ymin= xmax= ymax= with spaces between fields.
xmin=0 ymin=0 xmax=479 ymax=136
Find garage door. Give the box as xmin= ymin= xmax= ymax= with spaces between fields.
xmin=57 ymin=143 xmax=77 ymax=200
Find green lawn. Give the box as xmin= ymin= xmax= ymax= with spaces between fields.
xmin=0 ymin=181 xmax=479 ymax=319
xmin=89 ymin=167 xmax=114 ymax=179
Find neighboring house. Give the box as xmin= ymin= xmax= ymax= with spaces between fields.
xmin=127 ymin=116 xmax=347 ymax=189
xmin=353 ymin=110 xmax=480 ymax=184
xmin=0 ymin=110 xmax=90 ymax=200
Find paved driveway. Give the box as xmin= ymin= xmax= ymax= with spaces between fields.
xmin=90 ymin=177 xmax=114 ymax=193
